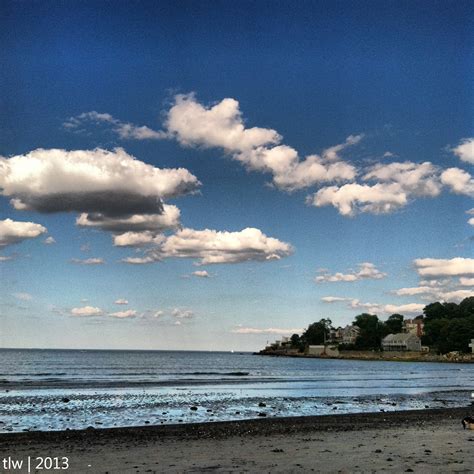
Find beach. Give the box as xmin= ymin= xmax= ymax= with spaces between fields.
xmin=1 ymin=407 xmax=473 ymax=473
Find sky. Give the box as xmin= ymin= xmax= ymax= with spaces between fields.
xmin=0 ymin=0 xmax=473 ymax=351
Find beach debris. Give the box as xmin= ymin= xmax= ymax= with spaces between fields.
xmin=271 ymin=448 xmax=284 ymax=453
xmin=461 ymin=416 xmax=474 ymax=429
xmin=190 ymin=406 xmax=198 ymax=411
xmin=61 ymin=397 xmax=70 ymax=403
xmin=258 ymin=402 xmax=266 ymax=407
xmin=258 ymin=412 xmax=267 ymax=417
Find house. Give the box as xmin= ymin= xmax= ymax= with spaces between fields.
xmin=404 ymin=318 xmax=424 ymax=337
xmin=382 ymin=333 xmax=422 ymax=352
xmin=341 ymin=325 xmax=360 ymax=344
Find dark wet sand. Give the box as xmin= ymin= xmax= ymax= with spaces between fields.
xmin=1 ymin=407 xmax=473 ymax=473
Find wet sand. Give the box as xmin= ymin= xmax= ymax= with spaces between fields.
xmin=1 ymin=407 xmax=473 ymax=473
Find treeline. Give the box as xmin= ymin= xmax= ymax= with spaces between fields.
xmin=290 ymin=297 xmax=474 ymax=354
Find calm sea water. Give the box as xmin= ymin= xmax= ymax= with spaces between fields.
xmin=0 ymin=349 xmax=473 ymax=432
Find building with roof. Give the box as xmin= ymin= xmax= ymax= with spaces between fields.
xmin=382 ymin=333 xmax=422 ymax=352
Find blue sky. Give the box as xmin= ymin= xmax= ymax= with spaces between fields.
xmin=1 ymin=0 xmax=473 ymax=350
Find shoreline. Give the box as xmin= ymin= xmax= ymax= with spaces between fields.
xmin=1 ymin=406 xmax=471 ymax=442
xmin=1 ymin=407 xmax=473 ymax=473
xmin=257 ymin=351 xmax=474 ymax=363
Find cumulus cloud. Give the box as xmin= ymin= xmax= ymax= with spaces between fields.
xmin=363 ymin=161 xmax=442 ymax=198
xmin=460 ymin=277 xmax=474 ymax=287
xmin=0 ymin=148 xmax=200 ymax=216
xmin=76 ymin=204 xmax=181 ymax=233
xmin=171 ymin=308 xmax=194 ymax=319
xmin=71 ymin=257 xmax=105 ymax=265
xmin=164 ymin=93 xmax=361 ymax=191
xmin=309 ymin=182 xmax=407 ymax=216
xmin=452 ymin=138 xmax=474 ymax=164
xmin=440 ymin=168 xmax=474 ymax=197
xmin=71 ymin=306 xmax=103 ymax=316
xmin=121 ymin=227 xmax=293 ymax=265
xmin=321 ymin=296 xmax=424 ymax=314
xmin=393 ymin=285 xmax=473 ymax=303
xmin=309 ymin=161 xmax=445 ymax=216
xmin=43 ymin=236 xmax=56 ymax=245
xmin=315 ymin=262 xmax=386 ymax=283
xmin=467 ymin=209 xmax=474 ymax=226
xmin=64 ymin=111 xmax=166 ymax=140
xmin=192 ymin=270 xmax=210 ymax=278
xmin=112 ymin=231 xmax=165 ymax=247
xmin=114 ymin=299 xmax=129 ymax=305
xmin=109 ymin=309 xmax=137 ymax=319
xmin=0 ymin=218 xmax=47 ymax=247
xmin=231 ymin=326 xmax=303 ymax=335
xmin=414 ymin=257 xmax=474 ymax=277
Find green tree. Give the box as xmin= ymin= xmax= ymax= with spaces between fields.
xmin=301 ymin=318 xmax=332 ymax=346
xmin=385 ymin=314 xmax=404 ymax=334
xmin=353 ymin=313 xmax=387 ymax=350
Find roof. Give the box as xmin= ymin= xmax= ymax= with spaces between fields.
xmin=383 ymin=333 xmax=420 ymax=343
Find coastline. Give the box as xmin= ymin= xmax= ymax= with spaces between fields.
xmin=2 ymin=407 xmax=473 ymax=473
xmin=257 ymin=350 xmax=474 ymax=363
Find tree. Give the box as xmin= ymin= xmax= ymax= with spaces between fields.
xmin=290 ymin=333 xmax=304 ymax=351
xmin=301 ymin=319 xmax=332 ymax=346
xmin=422 ymin=298 xmax=474 ymax=353
xmin=353 ymin=313 xmax=387 ymax=350
xmin=385 ymin=314 xmax=404 ymax=334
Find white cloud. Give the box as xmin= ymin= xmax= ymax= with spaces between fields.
xmin=76 ymin=204 xmax=181 ymax=233
xmin=315 ymin=262 xmax=386 ymax=283
xmin=321 ymin=296 xmax=424 ymax=314
xmin=43 ymin=236 xmax=56 ymax=245
xmin=414 ymin=257 xmax=474 ymax=277
xmin=112 ymin=231 xmax=165 ymax=247
xmin=171 ymin=308 xmax=194 ymax=319
xmin=231 ymin=326 xmax=303 ymax=335
xmin=363 ymin=161 xmax=442 ymax=198
xmin=109 ymin=309 xmax=137 ymax=319
xmin=71 ymin=306 xmax=103 ymax=316
xmin=13 ymin=292 xmax=32 ymax=301
xmin=452 ymin=138 xmax=474 ymax=164
xmin=460 ymin=277 xmax=474 ymax=287
xmin=192 ymin=270 xmax=210 ymax=278
xmin=309 ymin=182 xmax=407 ymax=216
xmin=0 ymin=255 xmax=13 ymax=262
xmin=0 ymin=148 xmax=200 ymax=215
xmin=440 ymin=168 xmax=474 ymax=197
xmin=71 ymin=258 xmax=105 ymax=265
xmin=467 ymin=209 xmax=474 ymax=226
xmin=165 ymin=93 xmax=361 ymax=191
xmin=64 ymin=111 xmax=166 ymax=140
xmin=321 ymin=296 xmax=352 ymax=303
xmin=114 ymin=299 xmax=129 ymax=305
xmin=122 ymin=227 xmax=293 ymax=265
xmin=322 ymin=135 xmax=364 ymax=161
xmin=166 ymin=94 xmax=281 ymax=151
xmin=0 ymin=218 xmax=47 ymax=247
xmin=393 ymin=284 xmax=473 ymax=303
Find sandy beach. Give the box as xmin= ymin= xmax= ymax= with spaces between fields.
xmin=1 ymin=407 xmax=473 ymax=473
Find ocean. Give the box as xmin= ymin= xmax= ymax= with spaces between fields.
xmin=0 ymin=349 xmax=473 ymax=432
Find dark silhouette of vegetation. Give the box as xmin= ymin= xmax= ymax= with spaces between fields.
xmin=422 ymin=297 xmax=474 ymax=353
xmin=296 ymin=297 xmax=473 ymax=354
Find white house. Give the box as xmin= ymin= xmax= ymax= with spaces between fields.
xmin=382 ymin=333 xmax=422 ymax=352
